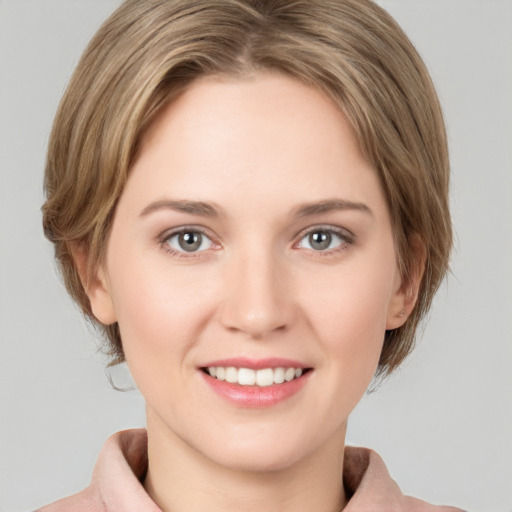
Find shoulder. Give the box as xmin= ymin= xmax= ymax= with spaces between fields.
xmin=36 ymin=488 xmax=104 ymax=512
xmin=343 ymin=446 xmax=466 ymax=512
xmin=36 ymin=429 xmax=161 ymax=512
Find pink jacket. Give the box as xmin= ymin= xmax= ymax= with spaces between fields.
xmin=37 ymin=429 xmax=464 ymax=512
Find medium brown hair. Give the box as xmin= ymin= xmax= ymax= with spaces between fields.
xmin=42 ymin=0 xmax=451 ymax=375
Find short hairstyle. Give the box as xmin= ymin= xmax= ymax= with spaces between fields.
xmin=42 ymin=0 xmax=451 ymax=376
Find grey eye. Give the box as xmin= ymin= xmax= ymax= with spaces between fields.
xmin=178 ymin=232 xmax=202 ymax=252
xmin=308 ymin=231 xmax=332 ymax=250
xmin=166 ymin=230 xmax=213 ymax=253
xmin=298 ymin=229 xmax=345 ymax=251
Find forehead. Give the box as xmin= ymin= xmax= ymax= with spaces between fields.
xmin=122 ymin=72 xmax=388 ymax=221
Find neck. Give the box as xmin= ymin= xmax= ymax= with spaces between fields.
xmin=143 ymin=409 xmax=347 ymax=512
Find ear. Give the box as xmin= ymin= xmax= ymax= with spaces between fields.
xmin=71 ymin=243 xmax=117 ymax=325
xmin=386 ymin=234 xmax=426 ymax=330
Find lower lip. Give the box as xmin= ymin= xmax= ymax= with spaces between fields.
xmin=200 ymin=371 xmax=311 ymax=408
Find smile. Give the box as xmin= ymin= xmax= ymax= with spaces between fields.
xmin=204 ymin=366 xmax=305 ymax=387
xmin=199 ymin=358 xmax=313 ymax=407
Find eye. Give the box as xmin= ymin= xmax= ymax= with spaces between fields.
xmin=296 ymin=228 xmax=349 ymax=252
xmin=163 ymin=229 xmax=215 ymax=253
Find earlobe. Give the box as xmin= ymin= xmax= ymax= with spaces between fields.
xmin=87 ymin=266 xmax=117 ymax=325
xmin=385 ymin=282 xmax=419 ymax=330
xmin=386 ymin=234 xmax=426 ymax=330
xmin=71 ymin=243 xmax=117 ymax=325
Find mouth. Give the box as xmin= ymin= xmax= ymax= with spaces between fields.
xmin=200 ymin=366 xmax=312 ymax=387
xmin=199 ymin=360 xmax=313 ymax=407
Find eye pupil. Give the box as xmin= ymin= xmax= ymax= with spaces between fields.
xmin=179 ymin=232 xmax=202 ymax=252
xmin=309 ymin=231 xmax=332 ymax=250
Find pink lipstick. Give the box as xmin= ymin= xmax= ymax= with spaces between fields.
xmin=199 ymin=358 xmax=312 ymax=408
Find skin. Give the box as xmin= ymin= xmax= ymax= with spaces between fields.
xmin=83 ymin=72 xmax=417 ymax=512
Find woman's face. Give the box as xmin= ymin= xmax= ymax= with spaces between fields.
xmin=88 ymin=72 xmax=408 ymax=472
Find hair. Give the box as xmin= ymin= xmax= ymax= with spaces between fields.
xmin=42 ymin=0 xmax=451 ymax=376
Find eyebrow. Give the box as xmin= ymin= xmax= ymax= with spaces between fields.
xmin=139 ymin=199 xmax=224 ymax=218
xmin=139 ymin=198 xmax=372 ymax=219
xmin=291 ymin=199 xmax=373 ymax=218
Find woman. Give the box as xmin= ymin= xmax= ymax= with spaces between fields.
xmin=38 ymin=0 xmax=462 ymax=510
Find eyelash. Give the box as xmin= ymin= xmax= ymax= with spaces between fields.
xmin=158 ymin=225 xmax=355 ymax=259
xmin=294 ymin=226 xmax=355 ymax=255
xmin=159 ymin=226 xmax=218 ymax=259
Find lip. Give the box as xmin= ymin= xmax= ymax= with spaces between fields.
xmin=200 ymin=357 xmax=308 ymax=370
xmin=198 ymin=358 xmax=312 ymax=408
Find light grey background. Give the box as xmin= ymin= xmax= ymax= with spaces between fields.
xmin=1 ymin=1 xmax=511 ymax=511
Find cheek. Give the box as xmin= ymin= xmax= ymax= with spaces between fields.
xmin=106 ymin=250 xmax=218 ymax=373
xmin=108 ymin=265 xmax=222 ymax=419
xmin=299 ymin=254 xmax=395 ymax=371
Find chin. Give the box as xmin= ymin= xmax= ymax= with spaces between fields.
xmin=209 ymin=442 xmax=305 ymax=474
xmin=198 ymin=422 xmax=343 ymax=474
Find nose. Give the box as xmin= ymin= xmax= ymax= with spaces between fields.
xmin=218 ymin=248 xmax=295 ymax=339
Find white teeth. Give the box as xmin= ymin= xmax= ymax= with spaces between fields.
xmin=274 ymin=367 xmax=285 ymax=384
xmin=225 ymin=367 xmax=238 ymax=383
xmin=206 ymin=366 xmax=306 ymax=387
xmin=256 ymin=368 xmax=274 ymax=387
xmin=284 ymin=368 xmax=296 ymax=382
xmin=238 ymin=368 xmax=256 ymax=386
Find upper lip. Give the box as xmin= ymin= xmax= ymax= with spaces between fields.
xmin=199 ymin=357 xmax=310 ymax=370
